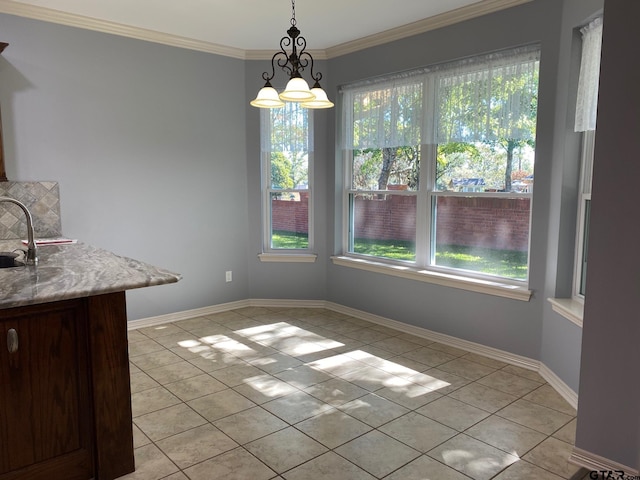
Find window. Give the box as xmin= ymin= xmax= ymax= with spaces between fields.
xmin=261 ymin=102 xmax=313 ymax=253
xmin=574 ymin=130 xmax=594 ymax=298
xmin=573 ymin=16 xmax=602 ymax=300
xmin=341 ymin=46 xmax=540 ymax=284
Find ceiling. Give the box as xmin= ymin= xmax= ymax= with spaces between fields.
xmin=0 ymin=0 xmax=530 ymax=59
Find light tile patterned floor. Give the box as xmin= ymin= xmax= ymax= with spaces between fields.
xmin=120 ymin=306 xmax=591 ymax=480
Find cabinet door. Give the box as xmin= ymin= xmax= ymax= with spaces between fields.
xmin=0 ymin=300 xmax=93 ymax=480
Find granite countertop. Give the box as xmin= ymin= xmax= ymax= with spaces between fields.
xmin=0 ymin=240 xmax=181 ymax=309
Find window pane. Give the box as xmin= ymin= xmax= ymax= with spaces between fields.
xmin=270 ymin=152 xmax=308 ymax=190
xmin=270 ymin=192 xmax=309 ymax=249
xmin=348 ymin=82 xmax=423 ymax=151
xmin=579 ymin=198 xmax=591 ymax=295
xmin=352 ymin=146 xmax=420 ymax=190
xmin=435 ymin=142 xmax=534 ymax=193
xmin=350 ymin=193 xmax=416 ymax=261
xmin=267 ymin=104 xmax=309 ymax=191
xmin=432 ymin=195 xmax=530 ymax=279
xmin=263 ymin=101 xmax=311 ymax=252
xmin=341 ymin=46 xmax=540 ymax=282
xmin=268 ymin=103 xmax=309 ymax=153
xmin=436 ymin=58 xmax=539 ymax=145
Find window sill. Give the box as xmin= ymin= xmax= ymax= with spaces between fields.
xmin=331 ymin=255 xmax=532 ymax=301
xmin=258 ymin=253 xmax=317 ymax=263
xmin=547 ymin=297 xmax=583 ymax=328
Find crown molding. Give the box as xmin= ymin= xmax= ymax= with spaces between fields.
xmin=325 ymin=0 xmax=534 ymax=58
xmin=0 ymin=0 xmax=247 ymax=59
xmin=0 ymin=0 xmax=533 ymax=61
xmin=245 ymin=48 xmax=328 ymax=62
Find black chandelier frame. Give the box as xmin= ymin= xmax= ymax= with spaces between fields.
xmin=259 ymin=0 xmax=325 ymax=91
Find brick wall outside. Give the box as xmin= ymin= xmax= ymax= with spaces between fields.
xmin=435 ymin=196 xmax=531 ymax=251
xmin=271 ymin=192 xmax=309 ymax=234
xmin=353 ymin=193 xmax=417 ymax=242
xmin=271 ymin=191 xmax=531 ymax=251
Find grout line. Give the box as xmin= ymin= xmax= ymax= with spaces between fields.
xmin=127 ymin=308 xmax=579 ymax=480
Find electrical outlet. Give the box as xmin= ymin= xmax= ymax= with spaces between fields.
xmin=225 ymin=271 xmax=232 ymax=282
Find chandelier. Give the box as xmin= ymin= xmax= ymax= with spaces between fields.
xmin=250 ymin=0 xmax=333 ymax=109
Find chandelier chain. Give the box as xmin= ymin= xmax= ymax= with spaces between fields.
xmin=250 ymin=0 xmax=333 ymax=108
xmin=290 ymin=0 xmax=296 ymax=27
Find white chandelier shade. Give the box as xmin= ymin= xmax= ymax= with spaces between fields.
xmin=250 ymin=0 xmax=333 ymax=110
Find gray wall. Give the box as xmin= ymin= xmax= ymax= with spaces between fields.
xmin=576 ymin=0 xmax=640 ymax=469
xmin=325 ymin=0 xmax=564 ymax=361
xmin=244 ymin=60 xmax=329 ymax=301
xmin=2 ymin=0 xmax=636 ymax=468
xmin=539 ymin=0 xmax=602 ymax=400
xmin=0 ymin=0 xmax=590 ymax=381
xmin=0 ymin=14 xmax=251 ymax=319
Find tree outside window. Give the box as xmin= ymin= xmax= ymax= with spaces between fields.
xmin=343 ymin=45 xmax=539 ymax=281
xmin=262 ymin=103 xmax=312 ymax=250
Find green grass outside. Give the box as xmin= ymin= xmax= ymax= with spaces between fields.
xmin=354 ymin=238 xmax=417 ymax=262
xmin=434 ymin=244 xmax=528 ymax=279
xmin=353 ymin=238 xmax=527 ymax=280
xmin=272 ymin=232 xmax=527 ymax=279
xmin=272 ymin=231 xmax=309 ymax=249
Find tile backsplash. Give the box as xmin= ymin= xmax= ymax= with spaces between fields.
xmin=0 ymin=181 xmax=62 ymax=239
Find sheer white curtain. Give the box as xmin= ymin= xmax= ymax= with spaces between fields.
xmin=574 ymin=16 xmax=603 ymax=132
xmin=342 ymin=78 xmax=423 ymax=150
xmin=261 ymin=102 xmax=311 ymax=154
xmin=340 ymin=45 xmax=540 ymax=150
xmin=435 ymin=47 xmax=540 ymax=143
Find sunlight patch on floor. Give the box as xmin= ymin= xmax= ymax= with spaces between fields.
xmin=168 ymin=321 xmax=453 ymax=406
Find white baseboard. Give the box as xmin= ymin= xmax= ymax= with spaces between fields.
xmin=324 ymin=302 xmax=578 ymax=410
xmin=129 ymin=298 xmax=577 ymax=409
xmin=130 ymin=298 xmax=640 ymax=471
xmin=127 ymin=299 xmax=250 ymax=330
xmin=538 ymin=363 xmax=578 ymax=410
xmin=569 ymin=447 xmax=639 ymax=477
xmin=248 ymin=298 xmax=328 ymax=309
xmin=326 ymin=301 xmax=541 ymax=371
xmin=128 ymin=298 xmax=327 ymax=330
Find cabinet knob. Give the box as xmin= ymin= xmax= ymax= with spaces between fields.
xmin=7 ymin=328 xmax=18 ymax=354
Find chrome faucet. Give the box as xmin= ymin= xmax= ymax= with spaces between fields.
xmin=0 ymin=196 xmax=38 ymax=265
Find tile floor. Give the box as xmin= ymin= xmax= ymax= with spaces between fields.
xmin=120 ymin=306 xmax=592 ymax=480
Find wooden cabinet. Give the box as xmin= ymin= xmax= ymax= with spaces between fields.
xmin=0 ymin=299 xmax=93 ymax=479
xmin=0 ymin=292 xmax=135 ymax=480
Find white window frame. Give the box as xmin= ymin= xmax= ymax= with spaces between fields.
xmin=339 ymin=46 xmax=539 ymax=291
xmin=428 ymin=191 xmax=533 ymax=283
xmin=259 ymin=105 xmax=316 ymax=262
xmin=571 ymin=16 xmax=602 ymax=301
xmin=573 ymin=130 xmax=595 ymax=301
xmin=548 ymin=16 xmax=601 ymax=325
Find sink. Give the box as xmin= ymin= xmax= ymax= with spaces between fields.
xmin=0 ymin=252 xmax=25 ymax=268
